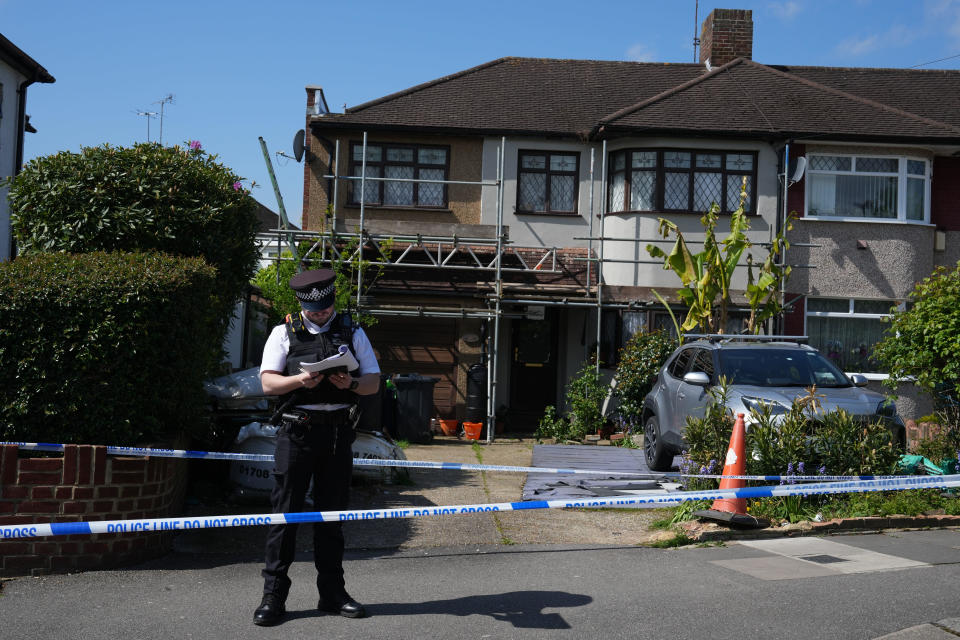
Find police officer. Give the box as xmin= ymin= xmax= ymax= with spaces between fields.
xmin=253 ymin=269 xmax=380 ymax=626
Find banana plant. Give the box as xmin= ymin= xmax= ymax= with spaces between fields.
xmin=647 ymin=179 xmax=792 ymax=335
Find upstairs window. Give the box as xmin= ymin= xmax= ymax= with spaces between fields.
xmin=608 ymin=149 xmax=756 ymax=215
xmin=349 ymin=142 xmax=449 ymax=208
xmin=516 ymin=151 xmax=580 ymax=214
xmin=806 ymin=154 xmax=929 ymax=222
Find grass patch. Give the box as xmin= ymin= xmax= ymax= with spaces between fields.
xmin=646 ymin=532 xmax=692 ymax=548
xmin=470 ymin=439 xmax=513 ymax=545
xmin=647 ymin=508 xmax=679 ymax=530
xmin=394 ymin=439 xmax=410 ymax=449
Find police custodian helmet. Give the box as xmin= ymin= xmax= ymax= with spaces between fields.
xmin=289 ymin=269 xmax=337 ymax=311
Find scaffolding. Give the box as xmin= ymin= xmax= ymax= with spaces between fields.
xmin=265 ymin=132 xmax=815 ymax=443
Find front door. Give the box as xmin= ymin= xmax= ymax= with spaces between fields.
xmin=509 ymin=312 xmax=558 ymax=431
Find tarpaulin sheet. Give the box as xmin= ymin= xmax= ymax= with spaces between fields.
xmin=522 ymin=444 xmax=680 ymax=501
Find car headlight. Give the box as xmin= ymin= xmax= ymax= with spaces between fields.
xmin=741 ymin=396 xmax=790 ymax=415
xmin=876 ymin=399 xmax=897 ymax=418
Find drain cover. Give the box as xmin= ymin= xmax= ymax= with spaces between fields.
xmin=800 ymin=554 xmax=848 ymax=564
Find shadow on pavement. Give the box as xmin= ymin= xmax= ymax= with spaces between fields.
xmin=365 ymin=590 xmax=592 ymax=629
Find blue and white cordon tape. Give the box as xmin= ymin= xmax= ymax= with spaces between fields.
xmin=0 ymin=441 xmax=904 ymax=483
xmin=2 ymin=474 xmax=958 ymax=539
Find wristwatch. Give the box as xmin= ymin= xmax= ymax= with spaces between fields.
xmin=349 ymin=378 xmax=359 ymax=391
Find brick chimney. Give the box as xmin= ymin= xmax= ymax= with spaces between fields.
xmin=699 ymin=8 xmax=753 ymax=68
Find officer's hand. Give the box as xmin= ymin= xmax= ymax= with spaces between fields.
xmin=329 ymin=372 xmax=351 ymax=389
xmin=300 ymin=372 xmax=323 ymax=389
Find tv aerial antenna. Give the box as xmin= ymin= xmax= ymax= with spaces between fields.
xmin=693 ymin=0 xmax=700 ymax=62
xmin=136 ymin=110 xmax=158 ymax=142
xmin=152 ymin=94 xmax=175 ymax=145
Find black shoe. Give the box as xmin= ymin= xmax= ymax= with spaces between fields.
xmin=318 ymin=592 xmax=366 ymax=618
xmin=253 ymin=593 xmax=286 ymax=626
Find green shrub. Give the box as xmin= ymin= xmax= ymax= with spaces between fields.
xmin=7 ymin=142 xmax=259 ymax=346
xmin=683 ymin=383 xmax=901 ymax=480
xmin=808 ymin=409 xmax=901 ymax=476
xmin=0 ymin=252 xmax=219 ymax=445
xmin=535 ymin=405 xmax=568 ymax=441
xmin=252 ymin=248 xmax=301 ymax=327
xmin=535 ymin=360 xmax=608 ymax=442
xmin=910 ymin=403 xmax=960 ymax=464
xmin=873 ymin=262 xmax=960 ymax=403
xmin=745 ymin=402 xmax=811 ymax=477
xmin=565 ymin=360 xmax=607 ymax=440
xmin=613 ymin=330 xmax=676 ymax=431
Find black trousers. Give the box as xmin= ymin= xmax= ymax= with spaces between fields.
xmin=261 ymin=409 xmax=355 ymax=600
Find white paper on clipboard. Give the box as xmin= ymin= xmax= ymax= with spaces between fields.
xmin=299 ymin=345 xmax=360 ymax=374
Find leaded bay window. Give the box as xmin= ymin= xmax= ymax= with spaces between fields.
xmin=806 ymin=297 xmax=899 ymax=373
xmin=349 ymin=142 xmax=449 ymax=208
xmin=517 ymin=151 xmax=579 ymax=214
xmin=806 ymin=154 xmax=929 ymax=222
xmin=608 ymin=149 xmax=756 ymax=214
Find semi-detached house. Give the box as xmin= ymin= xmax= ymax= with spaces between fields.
xmin=299 ymin=9 xmax=960 ymax=430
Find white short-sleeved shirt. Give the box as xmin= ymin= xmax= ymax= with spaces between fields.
xmin=260 ymin=312 xmax=380 ymax=411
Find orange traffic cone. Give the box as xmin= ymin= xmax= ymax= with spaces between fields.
xmin=693 ymin=412 xmax=768 ymax=528
xmin=711 ymin=412 xmax=748 ymax=515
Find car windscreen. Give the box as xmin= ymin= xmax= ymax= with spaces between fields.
xmin=717 ymin=348 xmax=852 ymax=388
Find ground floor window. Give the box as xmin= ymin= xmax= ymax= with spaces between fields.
xmin=805 ymin=298 xmax=899 ymax=373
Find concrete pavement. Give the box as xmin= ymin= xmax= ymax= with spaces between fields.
xmin=3 ymin=530 xmax=960 ymax=639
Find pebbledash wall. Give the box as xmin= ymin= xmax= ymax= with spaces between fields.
xmin=0 ymin=444 xmax=187 ymax=577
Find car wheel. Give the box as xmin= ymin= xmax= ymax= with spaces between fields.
xmin=644 ymin=415 xmax=672 ymax=472
xmin=892 ymin=425 xmax=906 ymax=451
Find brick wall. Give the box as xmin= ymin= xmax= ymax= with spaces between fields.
xmin=0 ymin=444 xmax=187 ymax=577
xmin=931 ymin=156 xmax=960 ymax=231
xmin=700 ymin=8 xmax=754 ymax=67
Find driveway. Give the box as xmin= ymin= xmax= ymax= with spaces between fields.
xmin=174 ymin=436 xmax=668 ymax=557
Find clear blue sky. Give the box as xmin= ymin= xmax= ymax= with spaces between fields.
xmin=5 ymin=0 xmax=960 ymax=227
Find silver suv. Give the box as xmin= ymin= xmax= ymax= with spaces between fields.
xmin=640 ymin=338 xmax=905 ymax=471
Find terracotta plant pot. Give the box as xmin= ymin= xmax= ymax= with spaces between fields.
xmin=439 ymin=419 xmax=458 ymax=436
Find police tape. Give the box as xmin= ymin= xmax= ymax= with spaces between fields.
xmin=0 ymin=441 xmax=908 ymax=483
xmin=2 ymin=441 xmax=276 ymax=463
xmin=353 ymin=456 xmax=903 ymax=483
xmin=3 ymin=474 xmax=959 ymax=539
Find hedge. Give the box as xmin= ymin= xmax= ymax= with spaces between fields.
xmin=0 ymin=251 xmax=219 ymax=445
xmin=7 ymin=142 xmax=260 ymax=353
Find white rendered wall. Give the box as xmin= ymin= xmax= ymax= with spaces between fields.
xmin=0 ymin=64 xmax=27 ymax=262
xmin=481 ymin=136 xmax=781 ymax=291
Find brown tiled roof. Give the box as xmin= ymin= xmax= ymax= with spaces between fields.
xmin=600 ymin=59 xmax=960 ymax=142
xmin=312 ymin=56 xmax=960 ymax=144
xmin=779 ymin=65 xmax=960 ymax=129
xmin=316 ymin=57 xmax=704 ymax=136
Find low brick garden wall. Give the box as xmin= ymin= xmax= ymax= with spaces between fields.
xmin=0 ymin=444 xmax=187 ymax=577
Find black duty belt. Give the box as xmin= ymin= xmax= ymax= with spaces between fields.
xmin=302 ymin=408 xmax=351 ymax=426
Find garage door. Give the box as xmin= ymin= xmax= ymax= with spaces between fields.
xmin=363 ymin=316 xmax=458 ymax=418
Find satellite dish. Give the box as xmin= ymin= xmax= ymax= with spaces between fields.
xmin=293 ymin=129 xmax=306 ymax=162
xmin=789 ymin=156 xmax=807 ymax=183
